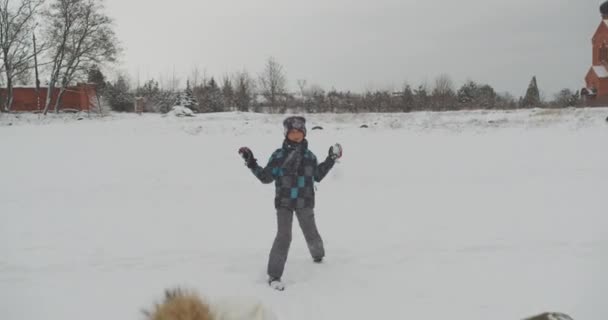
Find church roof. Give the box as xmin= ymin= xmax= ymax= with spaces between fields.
xmin=592 ymin=65 xmax=608 ymax=78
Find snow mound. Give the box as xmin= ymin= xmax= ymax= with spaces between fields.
xmin=168 ymin=106 xmax=195 ymax=117
xmin=211 ymin=297 xmax=277 ymax=320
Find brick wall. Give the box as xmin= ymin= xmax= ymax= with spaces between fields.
xmin=1 ymin=83 xmax=96 ymax=112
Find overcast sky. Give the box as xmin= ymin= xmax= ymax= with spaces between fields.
xmin=104 ymin=0 xmax=600 ymax=97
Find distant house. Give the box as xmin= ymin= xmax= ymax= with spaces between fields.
xmin=0 ymin=83 xmax=97 ymax=112
xmin=584 ymin=1 xmax=608 ymax=105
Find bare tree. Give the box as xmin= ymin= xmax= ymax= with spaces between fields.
xmin=552 ymin=88 xmax=580 ymax=108
xmin=191 ymin=66 xmax=200 ymax=88
xmin=432 ymin=74 xmax=455 ymax=96
xmin=234 ymin=70 xmax=255 ymax=112
xmin=0 ymin=0 xmax=44 ymax=111
xmin=431 ymin=74 xmax=456 ymax=110
xmin=296 ymin=79 xmax=306 ymax=97
xmin=258 ymin=56 xmax=286 ymax=110
xmin=43 ymin=0 xmax=118 ymax=115
xmin=304 ymin=83 xmax=324 ymax=98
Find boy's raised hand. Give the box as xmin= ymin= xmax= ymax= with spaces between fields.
xmin=238 ymin=147 xmax=256 ymax=167
xmin=328 ymin=143 xmax=343 ymax=160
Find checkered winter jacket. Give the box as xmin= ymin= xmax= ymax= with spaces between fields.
xmin=250 ymin=139 xmax=335 ymax=209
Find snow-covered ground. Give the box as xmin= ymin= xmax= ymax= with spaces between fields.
xmin=1 ymin=108 xmax=607 ymax=320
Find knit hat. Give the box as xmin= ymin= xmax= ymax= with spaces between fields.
xmin=283 ymin=116 xmax=306 ymax=137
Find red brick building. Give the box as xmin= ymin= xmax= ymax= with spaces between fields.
xmin=0 ymin=83 xmax=97 ymax=112
xmin=584 ymin=1 xmax=608 ymax=105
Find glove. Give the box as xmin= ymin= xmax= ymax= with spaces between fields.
xmin=238 ymin=147 xmax=257 ymax=168
xmin=328 ymin=143 xmax=342 ymax=160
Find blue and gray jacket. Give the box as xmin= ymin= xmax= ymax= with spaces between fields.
xmin=250 ymin=139 xmax=335 ymax=209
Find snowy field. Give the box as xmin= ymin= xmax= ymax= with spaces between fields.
xmin=1 ymin=108 xmax=607 ymax=320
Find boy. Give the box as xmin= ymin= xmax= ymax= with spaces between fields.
xmin=239 ymin=116 xmax=342 ymax=291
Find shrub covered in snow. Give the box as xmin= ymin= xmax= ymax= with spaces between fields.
xmin=168 ymin=106 xmax=195 ymax=117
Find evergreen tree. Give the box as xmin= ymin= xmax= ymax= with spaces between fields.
xmin=135 ymin=79 xmax=172 ymax=113
xmin=234 ymin=74 xmax=254 ymax=112
xmin=401 ymin=85 xmax=415 ymax=112
xmin=235 ymin=78 xmax=249 ymax=112
xmin=87 ymin=65 xmax=106 ymax=96
xmin=222 ymin=78 xmax=235 ymax=111
xmin=477 ymin=84 xmax=497 ymax=109
xmin=175 ymin=80 xmax=199 ymax=112
xmin=521 ymin=76 xmax=541 ymax=108
xmin=156 ymin=91 xmax=178 ymax=114
xmin=197 ymin=78 xmax=224 ymax=113
xmin=457 ymin=81 xmax=478 ymax=108
xmin=457 ymin=81 xmax=497 ymax=110
xmin=136 ymin=79 xmax=160 ymax=98
xmin=106 ymin=75 xmax=134 ymax=112
xmin=414 ymin=85 xmax=430 ymax=111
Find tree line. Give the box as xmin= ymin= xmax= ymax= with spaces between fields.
xmin=97 ymin=57 xmax=583 ymax=114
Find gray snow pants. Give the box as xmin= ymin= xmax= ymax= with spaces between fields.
xmin=267 ymin=207 xmax=325 ymax=279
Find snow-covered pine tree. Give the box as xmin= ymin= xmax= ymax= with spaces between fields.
xmin=177 ymin=80 xmax=199 ymax=112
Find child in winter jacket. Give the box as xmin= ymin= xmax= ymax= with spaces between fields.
xmin=239 ymin=116 xmax=342 ymax=291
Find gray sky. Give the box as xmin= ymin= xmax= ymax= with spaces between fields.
xmin=104 ymin=0 xmax=600 ymax=97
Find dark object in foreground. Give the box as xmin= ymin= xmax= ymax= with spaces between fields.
xmin=523 ymin=312 xmax=574 ymax=320
xmin=360 ymin=124 xmax=369 ymax=128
